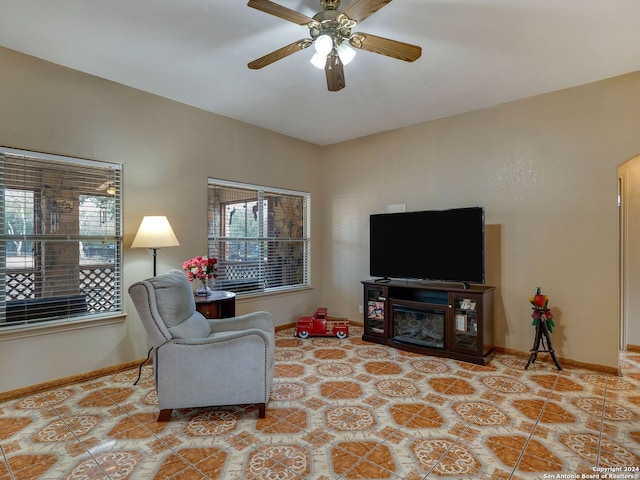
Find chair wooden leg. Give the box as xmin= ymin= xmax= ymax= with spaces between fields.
xmin=257 ymin=403 xmax=266 ymax=418
xmin=157 ymin=409 xmax=173 ymax=422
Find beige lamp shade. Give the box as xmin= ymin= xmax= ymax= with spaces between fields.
xmin=132 ymin=216 xmax=180 ymax=277
xmin=131 ymin=216 xmax=180 ymax=249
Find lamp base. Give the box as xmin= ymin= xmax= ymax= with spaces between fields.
xmin=152 ymin=248 xmax=158 ymax=277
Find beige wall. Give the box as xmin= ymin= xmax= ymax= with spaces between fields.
xmin=2 ymin=46 xmax=639 ymax=392
xmin=0 ymin=47 xmax=323 ymax=391
xmin=321 ymin=72 xmax=640 ymax=370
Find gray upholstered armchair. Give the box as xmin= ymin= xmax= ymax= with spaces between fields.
xmin=128 ymin=269 xmax=275 ymax=421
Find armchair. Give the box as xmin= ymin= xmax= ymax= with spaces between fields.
xmin=128 ymin=269 xmax=275 ymax=421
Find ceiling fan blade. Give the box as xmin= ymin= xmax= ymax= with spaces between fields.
xmin=248 ymin=39 xmax=312 ymax=69
xmin=342 ymin=0 xmax=393 ymax=23
xmin=247 ymin=0 xmax=317 ymax=26
xmin=325 ymin=52 xmax=345 ymax=92
xmin=349 ymin=32 xmax=421 ymax=62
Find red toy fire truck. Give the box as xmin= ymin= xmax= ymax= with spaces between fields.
xmin=295 ymin=308 xmax=349 ymax=339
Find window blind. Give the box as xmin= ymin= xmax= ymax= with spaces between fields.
xmin=0 ymin=147 xmax=123 ymax=328
xmin=207 ymin=178 xmax=310 ymax=296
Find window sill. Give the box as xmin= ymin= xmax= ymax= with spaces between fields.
xmin=235 ymin=285 xmax=313 ymax=301
xmin=0 ymin=313 xmax=127 ymax=342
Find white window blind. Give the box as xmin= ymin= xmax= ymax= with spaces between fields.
xmin=0 ymin=147 xmax=123 ymax=328
xmin=207 ymin=179 xmax=310 ymax=296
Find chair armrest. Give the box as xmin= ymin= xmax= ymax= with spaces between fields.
xmin=166 ymin=327 xmax=272 ymax=347
xmin=158 ymin=328 xmax=274 ymax=367
xmin=208 ymin=311 xmax=274 ymax=334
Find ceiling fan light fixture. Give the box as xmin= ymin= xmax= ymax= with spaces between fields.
xmin=310 ymin=52 xmax=327 ymax=69
xmin=314 ymin=34 xmax=334 ymax=55
xmin=311 ymin=34 xmax=334 ymax=69
xmin=337 ymin=42 xmax=356 ymax=65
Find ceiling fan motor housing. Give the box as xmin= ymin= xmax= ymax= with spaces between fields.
xmin=310 ymin=9 xmax=355 ymax=47
xmin=320 ymin=0 xmax=340 ymax=10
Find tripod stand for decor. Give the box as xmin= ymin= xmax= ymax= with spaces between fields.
xmin=525 ymin=287 xmax=562 ymax=371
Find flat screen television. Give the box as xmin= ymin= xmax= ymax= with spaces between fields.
xmin=369 ymin=206 xmax=485 ymax=285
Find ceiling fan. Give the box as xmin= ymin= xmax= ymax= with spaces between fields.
xmin=96 ymin=181 xmax=115 ymax=195
xmin=247 ymin=0 xmax=422 ymax=91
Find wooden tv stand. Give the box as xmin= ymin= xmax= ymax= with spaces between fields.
xmin=362 ymin=279 xmax=495 ymax=365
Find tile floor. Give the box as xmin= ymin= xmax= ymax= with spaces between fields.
xmin=2 ymin=325 xmax=640 ymax=479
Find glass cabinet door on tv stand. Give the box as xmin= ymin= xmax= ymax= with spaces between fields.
xmin=448 ymin=294 xmax=480 ymax=353
xmin=445 ymin=290 xmax=493 ymax=360
xmin=364 ymin=285 xmax=387 ymax=338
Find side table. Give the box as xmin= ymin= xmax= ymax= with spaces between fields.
xmin=195 ymin=291 xmax=236 ymax=319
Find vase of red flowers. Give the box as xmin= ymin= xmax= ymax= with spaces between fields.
xmin=182 ymin=256 xmax=218 ymax=296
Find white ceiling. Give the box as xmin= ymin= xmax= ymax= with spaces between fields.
xmin=1 ymin=0 xmax=640 ymax=146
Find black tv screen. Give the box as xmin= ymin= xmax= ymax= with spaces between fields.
xmin=369 ymin=207 xmax=485 ymax=284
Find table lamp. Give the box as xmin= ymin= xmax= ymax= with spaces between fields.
xmin=131 ymin=216 xmax=180 ymax=276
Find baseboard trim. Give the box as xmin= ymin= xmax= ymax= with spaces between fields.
xmin=281 ymin=323 xmax=619 ymax=375
xmin=2 ymin=332 xmax=620 ymax=403
xmin=626 ymin=344 xmax=640 ymax=353
xmin=276 ymin=322 xmax=297 ymax=331
xmin=1 ymin=322 xmax=334 ymax=401
xmin=493 ymin=346 xmax=619 ymax=376
xmin=0 ymin=359 xmax=145 ymax=403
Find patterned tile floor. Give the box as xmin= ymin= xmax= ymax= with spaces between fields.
xmin=2 ymin=325 xmax=640 ymax=479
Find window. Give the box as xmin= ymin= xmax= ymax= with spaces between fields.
xmin=207 ymin=179 xmax=310 ymax=296
xmin=1 ymin=147 xmax=122 ymax=329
